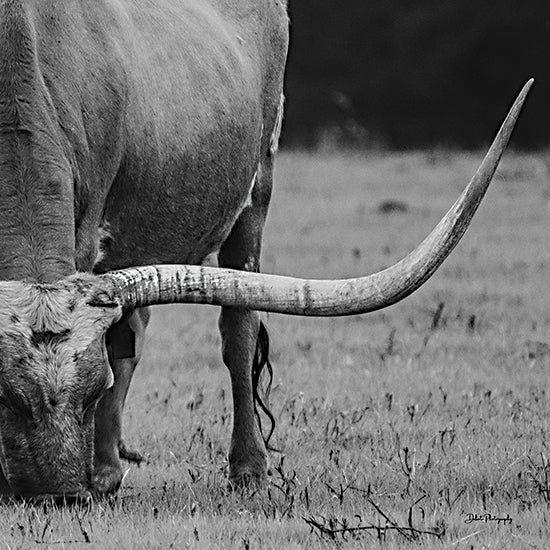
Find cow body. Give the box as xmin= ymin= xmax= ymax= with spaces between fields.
xmin=0 ymin=0 xmax=287 ymax=278
xmin=0 ymin=0 xmax=288 ymax=497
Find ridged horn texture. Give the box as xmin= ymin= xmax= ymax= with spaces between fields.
xmin=105 ymin=79 xmax=533 ymax=316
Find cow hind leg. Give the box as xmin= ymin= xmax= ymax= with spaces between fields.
xmin=218 ymin=163 xmax=274 ymax=487
xmin=93 ymin=308 xmax=150 ymax=494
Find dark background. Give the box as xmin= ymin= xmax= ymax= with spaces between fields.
xmin=283 ymin=1 xmax=550 ymax=149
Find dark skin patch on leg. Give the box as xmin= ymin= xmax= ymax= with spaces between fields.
xmin=107 ymin=321 xmax=136 ymax=360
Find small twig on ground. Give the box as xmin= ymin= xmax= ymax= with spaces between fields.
xmin=303 ymin=515 xmax=443 ymax=542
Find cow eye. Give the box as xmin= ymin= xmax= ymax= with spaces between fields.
xmin=87 ymin=292 xmax=119 ymax=308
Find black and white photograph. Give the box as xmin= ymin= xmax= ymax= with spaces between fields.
xmin=0 ymin=1 xmax=548 ymax=547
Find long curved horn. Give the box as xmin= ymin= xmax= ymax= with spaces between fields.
xmin=105 ymin=79 xmax=533 ymax=316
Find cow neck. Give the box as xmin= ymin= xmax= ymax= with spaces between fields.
xmin=0 ymin=133 xmax=76 ymax=283
xmin=0 ymin=0 xmax=76 ymax=283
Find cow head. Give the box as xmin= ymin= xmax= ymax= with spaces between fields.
xmin=0 ymin=274 xmax=122 ymax=501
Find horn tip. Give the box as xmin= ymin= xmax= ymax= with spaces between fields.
xmin=508 ymin=78 xmax=535 ymax=121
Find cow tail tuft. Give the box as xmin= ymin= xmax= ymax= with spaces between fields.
xmin=252 ymin=321 xmax=277 ymax=451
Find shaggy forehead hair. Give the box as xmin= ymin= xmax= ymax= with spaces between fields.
xmin=0 ymin=283 xmax=75 ymax=335
xmin=0 ymin=278 xmax=121 ymax=343
xmin=0 ymin=278 xmax=120 ymax=392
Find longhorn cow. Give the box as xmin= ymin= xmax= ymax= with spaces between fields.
xmin=0 ymin=0 xmax=532 ymax=502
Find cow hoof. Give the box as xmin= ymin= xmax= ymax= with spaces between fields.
xmin=119 ymin=441 xmax=144 ymax=464
xmin=92 ymin=465 xmax=122 ymax=495
xmin=228 ymin=469 xmax=267 ymax=490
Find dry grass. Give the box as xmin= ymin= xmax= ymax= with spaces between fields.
xmin=2 ymin=150 xmax=550 ymax=548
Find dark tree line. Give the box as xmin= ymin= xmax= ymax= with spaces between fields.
xmin=283 ymin=1 xmax=550 ymax=149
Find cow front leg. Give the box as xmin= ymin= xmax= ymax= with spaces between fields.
xmin=93 ymin=308 xmax=150 ymax=494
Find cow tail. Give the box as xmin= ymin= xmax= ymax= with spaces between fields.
xmin=252 ymin=321 xmax=277 ymax=451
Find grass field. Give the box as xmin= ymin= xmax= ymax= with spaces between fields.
xmin=2 ymin=150 xmax=550 ymax=549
